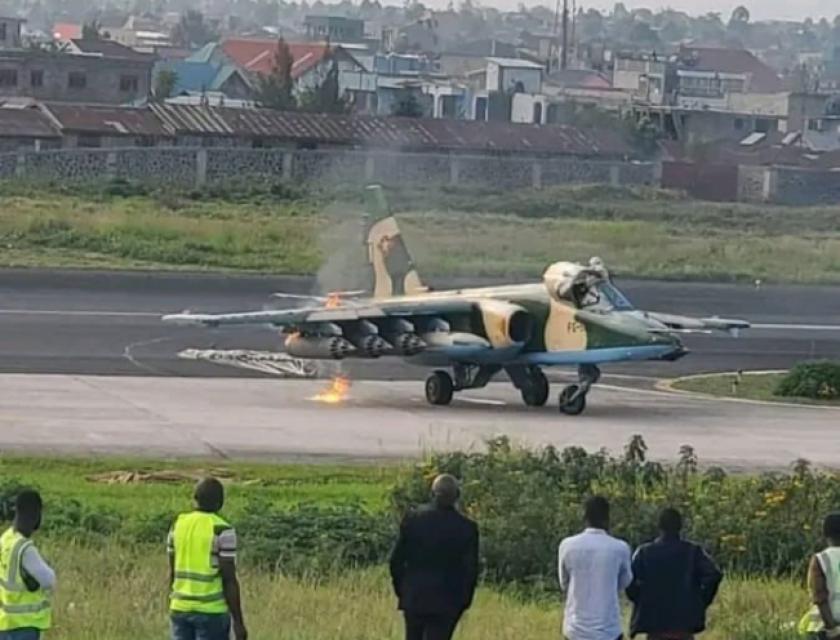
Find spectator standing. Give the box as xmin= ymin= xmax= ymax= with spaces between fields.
xmin=0 ymin=490 xmax=55 ymax=640
xmin=168 ymin=477 xmax=247 ymax=640
xmin=799 ymin=513 xmax=840 ymax=639
xmin=389 ymin=474 xmax=479 ymax=640
xmin=559 ymin=496 xmax=632 ymax=640
xmin=626 ymin=508 xmax=723 ymax=639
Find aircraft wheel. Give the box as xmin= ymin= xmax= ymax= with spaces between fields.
xmin=558 ymin=384 xmax=586 ymax=416
xmin=426 ymin=370 xmax=454 ymax=406
xmin=521 ymin=369 xmax=549 ymax=407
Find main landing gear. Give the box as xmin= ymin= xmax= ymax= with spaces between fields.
xmin=424 ymin=363 xmax=600 ymax=416
xmin=558 ymin=364 xmax=600 ymax=416
xmin=424 ymin=364 xmax=500 ymax=406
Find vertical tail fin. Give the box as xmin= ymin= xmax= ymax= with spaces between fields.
xmin=364 ymin=185 xmax=425 ymax=299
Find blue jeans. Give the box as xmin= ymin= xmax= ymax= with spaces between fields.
xmin=170 ymin=612 xmax=231 ymax=640
xmin=0 ymin=630 xmax=41 ymax=640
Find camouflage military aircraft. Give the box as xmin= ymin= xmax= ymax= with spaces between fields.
xmin=164 ymin=185 xmax=750 ymax=415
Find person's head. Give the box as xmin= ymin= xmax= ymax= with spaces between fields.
xmin=823 ymin=513 xmax=840 ymax=545
xmin=584 ymin=495 xmax=610 ymax=530
xmin=194 ymin=477 xmax=224 ymax=513
xmin=658 ymin=507 xmax=683 ymax=538
xmin=13 ymin=489 xmax=43 ymax=535
xmin=431 ymin=474 xmax=460 ymax=509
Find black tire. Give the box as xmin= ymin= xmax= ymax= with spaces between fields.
xmin=521 ymin=369 xmax=550 ymax=407
xmin=558 ymin=384 xmax=586 ymax=416
xmin=426 ymin=370 xmax=454 ymax=406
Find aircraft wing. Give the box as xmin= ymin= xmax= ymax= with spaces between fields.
xmin=163 ymin=298 xmax=475 ymax=329
xmin=642 ymin=311 xmax=751 ymax=334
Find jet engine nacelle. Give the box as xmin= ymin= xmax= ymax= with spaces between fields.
xmin=284 ymin=334 xmax=355 ymax=360
xmin=476 ymin=300 xmax=534 ymax=348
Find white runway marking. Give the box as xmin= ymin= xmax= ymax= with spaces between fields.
xmin=459 ymin=396 xmax=507 ymax=406
xmin=0 ymin=309 xmax=161 ymax=317
xmin=752 ymin=323 xmax=840 ymax=331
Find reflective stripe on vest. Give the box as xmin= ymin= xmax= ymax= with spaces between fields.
xmin=800 ymin=548 xmax=840 ymax=636
xmin=0 ymin=528 xmax=51 ymax=632
xmin=169 ymin=511 xmax=230 ymax=615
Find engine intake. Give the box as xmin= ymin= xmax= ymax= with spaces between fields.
xmin=476 ymin=300 xmax=534 ymax=348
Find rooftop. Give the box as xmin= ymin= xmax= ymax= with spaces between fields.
xmin=0 ymin=106 xmax=58 ymax=138
xmin=486 ymin=57 xmax=544 ymax=70
xmin=68 ymin=38 xmax=155 ymax=61
xmin=677 ymin=46 xmax=783 ymax=93
xmin=220 ymin=38 xmax=341 ymax=78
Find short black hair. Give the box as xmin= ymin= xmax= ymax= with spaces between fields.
xmin=584 ymin=496 xmax=610 ymax=528
xmin=14 ymin=489 xmax=42 ymax=519
xmin=194 ymin=477 xmax=224 ymax=512
xmin=823 ymin=513 xmax=840 ymax=539
xmin=658 ymin=507 xmax=683 ymax=535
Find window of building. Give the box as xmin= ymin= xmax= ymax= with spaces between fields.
xmin=533 ymin=102 xmax=543 ymax=124
xmin=77 ymin=135 xmax=101 ymax=148
xmin=68 ymin=72 xmax=87 ymax=89
xmin=734 ymin=118 xmax=744 ymax=130
xmin=30 ymin=70 xmax=43 ymax=88
xmin=755 ymin=118 xmax=774 ymax=133
xmin=120 ymin=75 xmax=139 ymax=93
xmin=0 ymin=23 xmax=7 ymax=41
xmin=475 ymin=96 xmax=488 ymax=121
xmin=808 ymin=118 xmax=822 ymax=132
xmin=0 ymin=69 xmax=18 ymax=87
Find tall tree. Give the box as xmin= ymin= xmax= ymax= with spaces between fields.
xmin=255 ymin=38 xmax=297 ymax=111
xmin=299 ymin=58 xmax=349 ymax=114
xmin=154 ymin=70 xmax=178 ymax=102
xmin=171 ymin=10 xmax=218 ymax=49
xmin=81 ymin=20 xmax=104 ymax=40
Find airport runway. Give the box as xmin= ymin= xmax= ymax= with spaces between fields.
xmin=1 ymin=268 xmax=840 ymax=380
xmin=1 ymin=374 xmax=838 ymax=468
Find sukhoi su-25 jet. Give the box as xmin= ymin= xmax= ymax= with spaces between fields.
xmin=164 ymin=186 xmax=750 ymax=415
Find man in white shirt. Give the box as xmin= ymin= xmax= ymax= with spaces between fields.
xmin=559 ymin=496 xmax=632 ymax=640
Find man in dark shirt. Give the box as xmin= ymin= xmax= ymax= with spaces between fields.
xmin=626 ymin=508 xmax=723 ymax=640
xmin=389 ymin=474 xmax=479 ymax=640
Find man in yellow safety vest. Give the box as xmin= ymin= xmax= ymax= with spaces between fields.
xmin=800 ymin=513 xmax=840 ymax=639
xmin=0 ymin=489 xmax=56 ymax=640
xmin=168 ymin=477 xmax=247 ymax=640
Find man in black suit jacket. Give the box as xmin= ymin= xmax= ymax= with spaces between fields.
xmin=626 ymin=508 xmax=723 ymax=640
xmin=389 ymin=474 xmax=479 ymax=640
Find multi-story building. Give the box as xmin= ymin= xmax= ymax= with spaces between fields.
xmin=0 ymin=36 xmax=154 ymax=104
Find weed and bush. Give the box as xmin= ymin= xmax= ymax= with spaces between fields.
xmin=776 ymin=361 xmax=840 ymax=400
xmin=393 ymin=436 xmax=837 ymax=586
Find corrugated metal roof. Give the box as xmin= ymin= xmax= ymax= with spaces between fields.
xmin=44 ymin=103 xmax=170 ymax=136
xmin=0 ymin=107 xmax=59 ymax=138
xmin=148 ymin=103 xmax=631 ymax=156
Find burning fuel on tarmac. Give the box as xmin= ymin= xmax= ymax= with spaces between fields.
xmin=310 ymin=375 xmax=351 ymax=404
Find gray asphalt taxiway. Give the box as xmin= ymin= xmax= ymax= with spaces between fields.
xmin=1 ymin=375 xmax=838 ymax=468
xmin=2 ymin=269 xmax=840 ymax=466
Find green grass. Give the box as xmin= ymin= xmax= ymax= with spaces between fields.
xmin=34 ymin=543 xmax=810 ymax=640
xmin=671 ymin=372 xmax=840 ymax=406
xmin=0 ymin=454 xmax=816 ymax=639
xmin=0 ymin=456 xmax=401 ymax=518
xmin=3 ymin=184 xmax=840 ymax=283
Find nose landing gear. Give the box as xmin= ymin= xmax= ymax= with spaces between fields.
xmin=558 ymin=364 xmax=600 ymax=415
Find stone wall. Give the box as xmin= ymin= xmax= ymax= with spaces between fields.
xmin=737 ymin=165 xmax=840 ymax=205
xmin=737 ymin=165 xmax=768 ymax=202
xmin=0 ymin=147 xmax=659 ymax=191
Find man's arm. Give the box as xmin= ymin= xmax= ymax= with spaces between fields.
xmin=617 ymin=543 xmax=633 ymax=592
xmin=20 ymin=545 xmax=56 ymax=591
xmin=167 ymin=529 xmax=175 ymax=589
xmin=809 ymin=555 xmax=837 ymax=629
xmin=219 ymin=558 xmax=247 ymax=640
xmin=389 ymin=516 xmax=410 ymax=600
xmin=218 ymin=528 xmax=247 ymax=640
xmin=461 ymin=523 xmax=479 ymax=611
xmin=625 ymin=547 xmax=643 ymax=602
xmin=558 ymin=541 xmax=570 ymax=592
xmin=695 ymin=546 xmax=723 ymax=607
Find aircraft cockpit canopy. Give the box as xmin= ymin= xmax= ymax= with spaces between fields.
xmin=543 ymin=258 xmax=634 ymax=311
